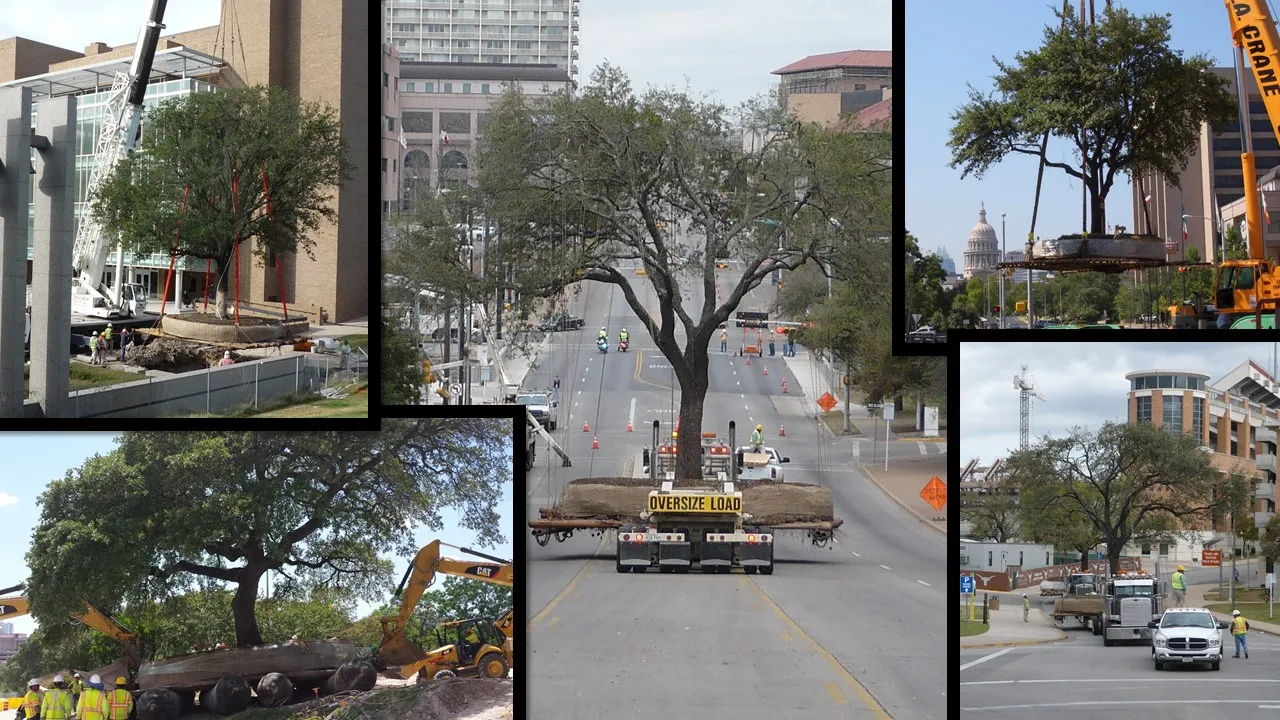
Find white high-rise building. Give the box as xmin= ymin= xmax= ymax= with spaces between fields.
xmin=963 ymin=204 xmax=1000 ymax=279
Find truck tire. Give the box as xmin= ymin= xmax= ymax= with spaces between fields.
xmin=760 ymin=563 xmax=774 ymax=576
xmin=744 ymin=566 xmax=757 ymax=575
xmin=633 ymin=565 xmax=647 ymax=573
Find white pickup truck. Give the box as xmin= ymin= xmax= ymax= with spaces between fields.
xmin=735 ymin=446 xmax=790 ymax=481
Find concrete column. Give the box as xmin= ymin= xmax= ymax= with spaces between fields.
xmin=29 ymin=95 xmax=75 ymax=417
xmin=0 ymin=87 xmax=32 ymax=416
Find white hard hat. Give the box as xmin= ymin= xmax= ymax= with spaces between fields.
xmin=224 ymin=351 xmax=231 ymax=357
xmin=92 ymin=331 xmax=98 ymax=335
xmin=28 ymin=678 xmax=39 ymax=686
xmin=53 ymin=674 xmax=64 ymax=683
xmin=89 ymin=674 xmax=101 ymax=685
xmin=1233 ymin=610 xmax=1241 ymax=616
xmin=1022 ymin=594 xmax=1027 ymax=598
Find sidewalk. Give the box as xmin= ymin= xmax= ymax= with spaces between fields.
xmin=960 ymin=598 xmax=1068 ymax=648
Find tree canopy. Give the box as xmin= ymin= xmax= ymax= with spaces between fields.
xmin=92 ymin=85 xmax=354 ymax=318
xmin=948 ymin=6 xmax=1233 ymax=234
xmin=26 ymin=424 xmax=511 ymax=647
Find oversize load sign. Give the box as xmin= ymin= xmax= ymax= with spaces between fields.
xmin=648 ymin=494 xmax=742 ymax=513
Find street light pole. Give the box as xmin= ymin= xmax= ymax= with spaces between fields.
xmin=1000 ymin=213 xmax=1007 ymax=329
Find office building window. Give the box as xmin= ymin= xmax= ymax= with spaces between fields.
xmin=481 ymin=83 xmax=491 ymax=94
xmin=1137 ymin=396 xmax=1152 ymax=423
xmin=406 ymin=82 xmax=415 ymax=92
xmin=1163 ymin=394 xmax=1183 ymax=432
xmin=426 ymin=82 xmax=434 ymax=92
xmin=444 ymin=83 xmax=452 ymax=93
xmin=463 ymin=83 xmax=472 ymax=93
xmin=1193 ymin=397 xmax=1204 ymax=445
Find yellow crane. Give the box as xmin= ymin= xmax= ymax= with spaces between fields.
xmin=375 ymin=541 xmax=514 ymax=681
xmin=0 ymin=583 xmax=142 ymax=672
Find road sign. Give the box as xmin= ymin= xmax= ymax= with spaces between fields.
xmin=1201 ymin=549 xmax=1221 ymax=567
xmin=960 ymin=574 xmax=974 ymax=594
xmin=920 ymin=475 xmax=947 ymax=511
xmin=883 ymin=403 xmax=895 ymax=421
xmin=816 ymin=392 xmax=837 ymax=413
xmin=866 ymin=402 xmax=883 ymax=409
xmin=912 ymin=313 xmax=922 ymax=326
xmin=449 ymin=383 xmax=462 ymax=397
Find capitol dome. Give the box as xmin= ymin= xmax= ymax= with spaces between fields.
xmin=963 ymin=204 xmax=1000 ymax=279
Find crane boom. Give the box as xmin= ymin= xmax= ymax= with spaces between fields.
xmin=0 ymin=584 xmax=142 ymax=670
xmin=70 ymin=0 xmax=168 ymax=318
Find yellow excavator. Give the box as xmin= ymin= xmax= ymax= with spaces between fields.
xmin=417 ymin=609 xmax=514 ymax=682
xmin=1214 ymin=0 xmax=1280 ymax=326
xmin=0 ymin=583 xmax=142 ymax=672
xmin=375 ymin=541 xmax=514 ymax=682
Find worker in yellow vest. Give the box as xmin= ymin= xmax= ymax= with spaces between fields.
xmin=1232 ymin=609 xmax=1250 ymax=659
xmin=75 ymin=674 xmax=107 ymax=720
xmin=20 ymin=678 xmax=42 ymax=719
xmin=40 ymin=675 xmax=74 ymax=720
xmin=104 ymin=677 xmax=132 ymax=720
xmin=1171 ymin=565 xmax=1187 ymax=608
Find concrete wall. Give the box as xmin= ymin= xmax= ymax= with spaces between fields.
xmin=22 ymin=354 xmax=350 ymax=418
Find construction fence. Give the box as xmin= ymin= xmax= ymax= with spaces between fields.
xmin=57 ymin=351 xmax=366 ymax=418
xmin=961 ymin=556 xmax=1142 ymax=593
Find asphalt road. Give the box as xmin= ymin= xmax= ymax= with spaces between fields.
xmin=960 ymin=625 xmax=1280 ymax=717
xmin=525 ymin=266 xmax=946 ymax=719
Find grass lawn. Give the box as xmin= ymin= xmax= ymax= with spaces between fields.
xmin=820 ymin=410 xmax=863 ymax=436
xmin=25 ymin=362 xmax=147 ymax=394
xmin=960 ymin=620 xmax=990 ymax=637
xmin=1204 ymin=602 xmax=1280 ymax=621
xmin=176 ymin=387 xmax=369 ymax=418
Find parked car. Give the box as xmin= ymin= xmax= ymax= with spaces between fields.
xmin=539 ymin=313 xmax=585 ymax=332
xmin=1149 ymin=607 xmax=1229 ymax=671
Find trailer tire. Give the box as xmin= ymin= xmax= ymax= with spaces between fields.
xmin=718 ymin=566 xmax=731 ymax=574
xmin=660 ymin=566 xmax=673 ymax=574
xmin=633 ymin=565 xmax=647 ymax=573
xmin=760 ymin=563 xmax=774 ymax=576
xmin=616 ymin=561 xmax=629 ymax=573
xmin=744 ymin=566 xmax=757 ymax=575
xmin=701 ymin=564 xmax=716 ymax=574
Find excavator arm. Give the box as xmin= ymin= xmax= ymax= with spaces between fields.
xmin=375 ymin=541 xmax=513 ymax=678
xmin=0 ymin=584 xmax=142 ymax=669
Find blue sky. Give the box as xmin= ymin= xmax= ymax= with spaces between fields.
xmin=907 ymin=1 xmax=1241 ymax=268
xmin=0 ymin=434 xmax=513 ymax=636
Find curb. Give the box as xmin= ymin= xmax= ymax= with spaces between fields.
xmin=858 ymin=462 xmax=946 ymax=536
xmin=961 ymin=633 xmax=1069 ymax=649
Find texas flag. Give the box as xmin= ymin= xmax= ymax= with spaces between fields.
xmin=398 ymin=126 xmax=407 ymax=149
xmin=441 ymin=129 xmax=450 ymax=146
xmin=1181 ymin=200 xmax=1188 ymax=241
xmin=1265 ymin=190 xmax=1272 ymax=226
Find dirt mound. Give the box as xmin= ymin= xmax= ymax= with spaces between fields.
xmin=558 ymin=480 xmax=834 ymax=524
xmin=280 ymin=678 xmax=512 ymax=720
xmin=128 ymin=338 xmax=240 ymax=373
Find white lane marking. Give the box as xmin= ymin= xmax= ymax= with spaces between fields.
xmin=880 ymin=564 xmax=891 ymax=571
xmin=917 ymin=580 xmax=930 ymax=587
xmin=964 ymin=678 xmax=1280 ymax=685
xmin=958 ymin=647 xmax=1013 ymax=671
xmin=852 ymin=441 xmax=860 ymax=463
xmin=629 ymin=397 xmax=636 ymax=429
xmin=917 ymin=441 xmax=926 ymax=455
xmin=1260 ymin=705 xmax=1280 ymax=709
xmin=966 ymin=700 xmax=1280 ymax=711
xmin=851 ymin=552 xmax=860 ymax=558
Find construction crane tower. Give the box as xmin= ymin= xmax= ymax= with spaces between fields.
xmin=1014 ymin=366 xmax=1046 ymax=450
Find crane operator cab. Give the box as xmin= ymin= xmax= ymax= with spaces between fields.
xmin=1215 ymin=259 xmax=1280 ymax=327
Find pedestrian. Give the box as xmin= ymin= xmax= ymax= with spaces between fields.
xmin=101 ymin=323 xmax=112 ymax=361
xmin=1023 ymin=594 xmax=1030 ymax=622
xmin=218 ymin=351 xmax=234 ymax=367
xmin=755 ymin=329 xmax=763 ymax=357
xmin=339 ymin=337 xmax=351 ymax=370
xmin=118 ymin=327 xmax=130 ymax=363
xmin=720 ymin=328 xmax=728 ymax=353
xmin=1171 ymin=564 xmax=1187 ymax=608
xmin=552 ymin=375 xmax=560 ymax=390
xmin=75 ymin=674 xmax=106 ymax=720
xmin=749 ymin=424 xmax=764 ymax=453
xmin=768 ymin=332 xmax=776 ymax=357
xmin=88 ymin=332 xmax=99 ymax=365
xmin=1232 ymin=609 xmax=1250 ymax=658
xmin=1235 ymin=567 xmax=1241 ymax=586
xmin=21 ymin=678 xmax=42 ymax=719
xmin=68 ymin=673 xmax=83 ymax=712
xmin=40 ymin=675 xmax=73 ymax=720
xmin=788 ymin=333 xmax=796 ymax=357
xmin=104 ymin=677 xmax=131 ymax=720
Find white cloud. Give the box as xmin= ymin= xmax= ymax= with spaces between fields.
xmin=0 ymin=492 xmax=17 ymax=507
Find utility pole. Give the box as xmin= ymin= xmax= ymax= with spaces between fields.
xmin=843 ymin=358 xmax=852 ymax=434
xmin=1000 ymin=213 xmax=1007 ymax=329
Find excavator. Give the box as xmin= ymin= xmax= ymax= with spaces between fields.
xmin=0 ymin=583 xmax=143 ymax=673
xmin=375 ymin=541 xmax=514 ymax=682
xmin=1214 ymin=0 xmax=1280 ymax=327
xmin=415 ymin=609 xmax=514 ymax=682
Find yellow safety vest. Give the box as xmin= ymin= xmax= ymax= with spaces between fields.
xmin=1172 ymin=572 xmax=1185 ymax=590
xmin=465 ymin=629 xmax=480 ymax=643
xmin=76 ymin=688 xmax=107 ymax=720
xmin=22 ymin=690 xmax=42 ymax=716
xmin=104 ymin=689 xmax=132 ymax=720
xmin=39 ymin=689 xmax=73 ymax=720
xmin=1233 ymin=616 xmax=1249 ymax=635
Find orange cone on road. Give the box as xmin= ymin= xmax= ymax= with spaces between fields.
xmin=592 ymin=436 xmax=600 ymax=449
xmin=779 ymin=425 xmax=786 ymax=437
xmin=762 ymin=365 xmax=768 ymax=376
xmin=583 ymin=420 xmax=590 ymax=433
xmin=627 ymin=420 xmax=634 ymax=432
xmin=745 ymin=355 xmax=751 ymax=366
xmin=782 ymin=378 xmax=789 ymax=393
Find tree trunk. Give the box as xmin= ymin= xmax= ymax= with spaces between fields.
xmin=673 ymin=348 xmax=711 ymax=483
xmin=231 ymin=565 xmax=266 ymax=647
xmin=214 ymin=288 xmax=229 ymax=321
xmin=1090 ymin=170 xmax=1106 ymax=235
xmin=1078 ymin=547 xmax=1090 ymax=571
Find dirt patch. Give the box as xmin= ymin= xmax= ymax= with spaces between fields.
xmin=861 ymin=454 xmax=948 ymax=529
xmin=128 ymin=338 xmax=240 ymax=373
xmin=278 ymin=678 xmax=512 ymax=720
xmin=557 ymin=480 xmax=833 ymax=524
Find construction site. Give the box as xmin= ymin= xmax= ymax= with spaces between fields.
xmin=0 ymin=0 xmax=367 ymax=417
xmin=0 ymin=428 xmax=515 ymax=719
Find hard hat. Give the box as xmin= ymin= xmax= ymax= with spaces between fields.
xmin=106 ymin=323 xmax=112 ymax=327
xmin=28 ymin=678 xmax=39 ymax=687
xmin=53 ymin=674 xmax=64 ymax=683
xmin=73 ymin=673 xmax=80 ymax=678
xmin=1022 ymin=594 xmax=1027 ymax=598
xmin=1233 ymin=609 xmax=1241 ymax=616
xmin=224 ymin=351 xmax=231 ymax=357
xmin=92 ymin=331 xmax=98 ymax=335
xmin=1177 ymin=565 xmax=1184 ymax=571
xmin=115 ymin=676 xmax=126 ymax=685
xmin=756 ymin=424 xmax=762 ymax=431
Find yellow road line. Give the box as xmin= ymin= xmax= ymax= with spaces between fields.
xmin=634 ymin=349 xmax=672 ymax=391
xmin=743 ymin=575 xmax=894 ymax=719
xmin=528 ymin=533 xmax=608 ymax=630
xmin=824 ymin=680 xmax=850 ymax=705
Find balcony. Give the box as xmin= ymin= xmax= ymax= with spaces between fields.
xmin=1259 ymin=453 xmax=1277 ymax=475
xmin=1256 ymin=480 xmax=1276 ymax=502
xmin=1259 ymin=425 xmax=1278 ymax=444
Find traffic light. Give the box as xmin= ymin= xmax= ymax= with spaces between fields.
xmin=422 ymin=358 xmax=435 ymax=384
xmin=1015 ymin=301 xmax=1026 ymax=313
xmin=843 ymin=375 xmax=850 ymax=386
xmin=993 ymin=305 xmax=1000 ymax=313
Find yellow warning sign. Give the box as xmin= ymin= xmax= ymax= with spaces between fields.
xmin=648 ymin=494 xmax=742 ymax=514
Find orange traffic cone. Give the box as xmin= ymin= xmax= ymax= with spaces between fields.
xmin=627 ymin=420 xmax=634 ymax=432
xmin=762 ymin=365 xmax=768 ymax=376
xmin=583 ymin=420 xmax=590 ymax=432
xmin=782 ymin=378 xmax=789 ymax=393
xmin=745 ymin=355 xmax=751 ymax=366
xmin=779 ymin=425 xmax=786 ymax=437
xmin=592 ymin=436 xmax=600 ymax=449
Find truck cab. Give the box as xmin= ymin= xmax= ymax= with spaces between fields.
xmin=734 ymin=446 xmax=790 ymax=481
xmin=1102 ymin=571 xmax=1164 ymax=646
xmin=515 ymin=392 xmax=557 ymax=431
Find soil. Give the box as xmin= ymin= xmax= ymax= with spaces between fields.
xmin=126 ymin=338 xmax=239 ymax=373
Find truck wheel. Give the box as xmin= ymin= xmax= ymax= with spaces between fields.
xmin=633 ymin=565 xmax=647 ymax=573
xmin=760 ymin=563 xmax=774 ymax=576
xmin=676 ymin=565 xmax=690 ymax=574
xmin=550 ymin=421 xmax=557 ymax=431
xmin=744 ymin=566 xmax=757 ymax=575
xmin=659 ymin=566 xmax=673 ymax=574
xmin=1103 ymin=633 xmax=1113 ymax=647
xmin=717 ymin=566 xmax=731 ymax=574
xmin=1092 ymin=618 xmax=1101 ymax=635
xmin=616 ymin=561 xmax=629 ymax=573
xmin=1153 ymin=658 xmax=1162 ymax=671
xmin=701 ymin=564 xmax=715 ymax=574
xmin=1211 ymin=660 xmax=1220 ymax=671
